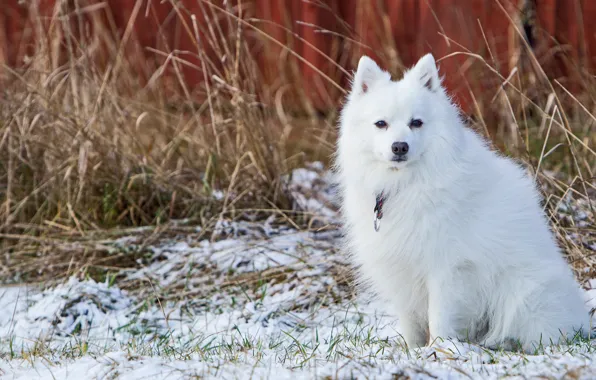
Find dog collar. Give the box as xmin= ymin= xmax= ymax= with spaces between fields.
xmin=373 ymin=192 xmax=385 ymax=232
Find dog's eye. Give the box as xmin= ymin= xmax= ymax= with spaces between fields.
xmin=409 ymin=118 xmax=423 ymax=128
xmin=374 ymin=120 xmax=387 ymax=128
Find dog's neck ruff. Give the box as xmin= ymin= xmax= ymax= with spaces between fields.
xmin=373 ymin=192 xmax=385 ymax=232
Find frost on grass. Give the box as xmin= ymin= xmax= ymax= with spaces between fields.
xmin=0 ymin=278 xmax=132 ymax=343
xmin=1 ymin=165 xmax=596 ymax=379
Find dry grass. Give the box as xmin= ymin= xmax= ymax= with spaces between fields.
xmin=0 ymin=0 xmax=594 ymax=285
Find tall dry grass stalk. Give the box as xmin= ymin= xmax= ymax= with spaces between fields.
xmin=0 ymin=0 xmax=594 ymax=285
xmin=0 ymin=1 xmax=326 ymax=231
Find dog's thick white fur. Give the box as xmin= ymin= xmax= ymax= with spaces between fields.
xmin=335 ymin=54 xmax=591 ymax=351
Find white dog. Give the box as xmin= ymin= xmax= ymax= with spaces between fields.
xmin=335 ymin=53 xmax=591 ymax=351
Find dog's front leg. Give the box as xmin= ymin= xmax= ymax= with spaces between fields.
xmin=397 ymin=311 xmax=428 ymax=348
xmin=427 ymin=277 xmax=459 ymax=343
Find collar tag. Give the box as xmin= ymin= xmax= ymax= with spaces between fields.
xmin=373 ymin=193 xmax=384 ymax=232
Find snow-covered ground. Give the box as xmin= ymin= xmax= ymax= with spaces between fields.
xmin=1 ymin=164 xmax=595 ymax=379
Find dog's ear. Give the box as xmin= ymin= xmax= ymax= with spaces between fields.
xmin=352 ymin=56 xmax=387 ymax=95
xmin=412 ymin=54 xmax=440 ymax=92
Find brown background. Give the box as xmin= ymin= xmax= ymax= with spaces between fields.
xmin=1 ymin=0 xmax=594 ymax=114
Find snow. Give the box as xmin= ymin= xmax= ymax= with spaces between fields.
xmin=1 ymin=165 xmax=596 ymax=379
xmin=284 ymin=162 xmax=338 ymax=220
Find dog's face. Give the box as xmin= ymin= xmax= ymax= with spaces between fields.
xmin=340 ymin=54 xmax=455 ymax=171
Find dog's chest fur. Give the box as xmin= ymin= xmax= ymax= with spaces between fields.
xmin=343 ymin=180 xmax=463 ymax=303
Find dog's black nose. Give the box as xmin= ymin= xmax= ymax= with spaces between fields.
xmin=391 ymin=142 xmax=409 ymax=155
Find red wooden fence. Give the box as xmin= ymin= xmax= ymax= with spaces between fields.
xmin=1 ymin=0 xmax=595 ymax=114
